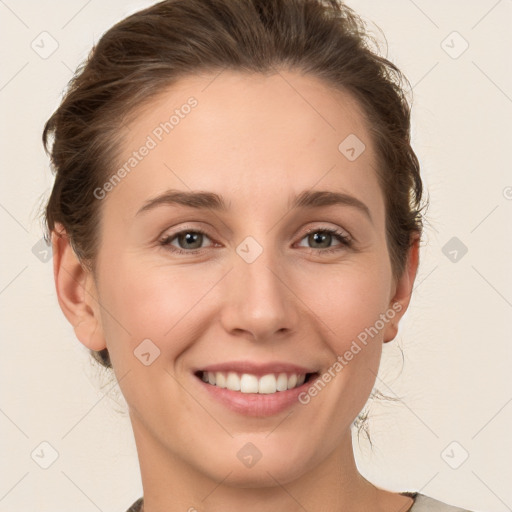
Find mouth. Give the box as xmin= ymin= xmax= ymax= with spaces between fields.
xmin=194 ymin=370 xmax=319 ymax=395
xmin=191 ymin=361 xmax=321 ymax=416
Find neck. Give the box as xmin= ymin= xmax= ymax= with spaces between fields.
xmin=129 ymin=411 xmax=403 ymax=512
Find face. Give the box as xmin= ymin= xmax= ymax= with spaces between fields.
xmin=67 ymin=70 xmax=416 ymax=487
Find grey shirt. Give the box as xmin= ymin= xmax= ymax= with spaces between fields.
xmin=126 ymin=492 xmax=476 ymax=511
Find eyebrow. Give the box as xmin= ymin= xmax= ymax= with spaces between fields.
xmin=292 ymin=189 xmax=372 ymax=222
xmin=137 ymin=190 xmax=230 ymax=216
xmin=136 ymin=188 xmax=372 ymax=222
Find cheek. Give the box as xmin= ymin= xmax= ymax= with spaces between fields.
xmin=295 ymin=258 xmax=392 ymax=405
xmin=294 ymin=265 xmax=390 ymax=432
xmin=97 ymin=256 xmax=219 ymax=363
xmin=94 ymin=259 xmax=207 ymax=423
xmin=299 ymin=260 xmax=392 ymax=349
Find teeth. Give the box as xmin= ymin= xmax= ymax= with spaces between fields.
xmin=200 ymin=371 xmax=308 ymax=393
xmin=240 ymin=374 xmax=259 ymax=393
xmin=276 ymin=373 xmax=288 ymax=391
xmin=258 ymin=374 xmax=276 ymax=394
xmin=226 ymin=372 xmax=240 ymax=391
xmin=216 ymin=372 xmax=227 ymax=389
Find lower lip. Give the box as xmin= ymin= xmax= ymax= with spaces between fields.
xmin=194 ymin=375 xmax=316 ymax=417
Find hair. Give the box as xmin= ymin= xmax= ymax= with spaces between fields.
xmin=42 ymin=0 xmax=426 ymax=375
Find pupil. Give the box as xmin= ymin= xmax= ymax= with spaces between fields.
xmin=181 ymin=232 xmax=201 ymax=249
xmin=311 ymin=232 xmax=330 ymax=248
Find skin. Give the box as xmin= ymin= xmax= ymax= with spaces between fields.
xmin=53 ymin=69 xmax=420 ymax=512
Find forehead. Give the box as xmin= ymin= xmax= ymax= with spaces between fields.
xmin=106 ymin=69 xmax=384 ymax=223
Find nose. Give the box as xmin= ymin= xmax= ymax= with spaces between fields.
xmin=219 ymin=245 xmax=300 ymax=342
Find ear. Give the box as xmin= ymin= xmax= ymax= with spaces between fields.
xmin=382 ymin=233 xmax=420 ymax=343
xmin=51 ymin=223 xmax=106 ymax=351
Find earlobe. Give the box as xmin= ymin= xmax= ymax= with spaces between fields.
xmin=52 ymin=224 xmax=107 ymax=352
xmin=382 ymin=233 xmax=420 ymax=343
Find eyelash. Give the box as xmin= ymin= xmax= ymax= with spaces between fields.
xmin=158 ymin=226 xmax=352 ymax=256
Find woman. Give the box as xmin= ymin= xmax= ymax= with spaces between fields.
xmin=42 ymin=0 xmax=476 ymax=510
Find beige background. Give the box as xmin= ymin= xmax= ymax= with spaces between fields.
xmin=1 ymin=0 xmax=511 ymax=511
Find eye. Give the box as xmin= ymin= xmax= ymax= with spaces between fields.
xmin=159 ymin=228 xmax=214 ymax=255
xmin=158 ymin=226 xmax=352 ymax=256
xmin=296 ymin=227 xmax=352 ymax=254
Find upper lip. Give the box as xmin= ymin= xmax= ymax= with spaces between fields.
xmin=195 ymin=361 xmax=318 ymax=377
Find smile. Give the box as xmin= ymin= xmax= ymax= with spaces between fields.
xmin=197 ymin=371 xmax=318 ymax=394
xmin=192 ymin=362 xmax=321 ymax=416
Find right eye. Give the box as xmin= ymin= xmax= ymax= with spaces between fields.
xmin=159 ymin=229 xmax=216 ymax=255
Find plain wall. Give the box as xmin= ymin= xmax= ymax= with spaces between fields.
xmin=0 ymin=1 xmax=511 ymax=511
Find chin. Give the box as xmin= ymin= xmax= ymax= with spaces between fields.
xmin=208 ymin=461 xmax=309 ymax=489
xmin=189 ymin=439 xmax=319 ymax=488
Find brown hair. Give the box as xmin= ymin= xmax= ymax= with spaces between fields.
xmin=42 ymin=0 xmax=426 ymax=371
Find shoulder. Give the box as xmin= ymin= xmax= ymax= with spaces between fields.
xmin=125 ymin=496 xmax=143 ymax=512
xmin=408 ymin=492 xmax=476 ymax=512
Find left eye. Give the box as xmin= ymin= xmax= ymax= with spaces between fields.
xmin=296 ymin=228 xmax=351 ymax=251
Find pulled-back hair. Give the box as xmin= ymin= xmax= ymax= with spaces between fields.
xmin=42 ymin=0 xmax=426 ymax=370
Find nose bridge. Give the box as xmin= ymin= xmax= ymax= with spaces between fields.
xmin=220 ymin=236 xmax=298 ymax=339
